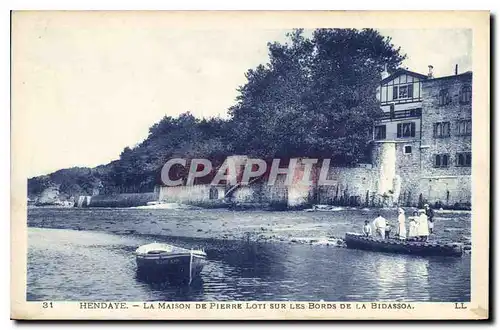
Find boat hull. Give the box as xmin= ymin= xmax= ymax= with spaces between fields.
xmin=344 ymin=233 xmax=463 ymax=257
xmin=135 ymin=242 xmax=207 ymax=282
xmin=136 ymin=253 xmax=206 ymax=278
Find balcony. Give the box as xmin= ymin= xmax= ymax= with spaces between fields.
xmin=378 ymin=108 xmax=422 ymax=121
xmin=373 ymin=130 xmax=422 ymax=142
xmin=380 ymin=97 xmax=422 ymax=106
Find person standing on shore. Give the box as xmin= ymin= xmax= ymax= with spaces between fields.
xmin=397 ymin=208 xmax=406 ymax=240
xmin=424 ymin=204 xmax=435 ymax=234
xmin=417 ymin=209 xmax=430 ymax=241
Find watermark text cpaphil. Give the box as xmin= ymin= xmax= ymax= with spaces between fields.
xmin=160 ymin=157 xmax=342 ymax=187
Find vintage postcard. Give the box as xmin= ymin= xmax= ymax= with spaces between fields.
xmin=11 ymin=11 xmax=490 ymax=320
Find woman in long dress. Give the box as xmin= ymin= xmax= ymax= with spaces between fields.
xmin=417 ymin=209 xmax=430 ymax=241
xmin=397 ymin=208 xmax=406 ymax=240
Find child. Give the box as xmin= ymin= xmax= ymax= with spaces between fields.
xmin=408 ymin=211 xmax=419 ymax=240
xmin=385 ymin=223 xmax=392 ymax=239
xmin=363 ymin=220 xmax=372 ymax=237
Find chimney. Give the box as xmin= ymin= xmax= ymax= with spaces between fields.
xmin=381 ymin=63 xmax=389 ymax=80
xmin=427 ymin=65 xmax=434 ymax=78
xmin=455 ymin=64 xmax=459 ymax=75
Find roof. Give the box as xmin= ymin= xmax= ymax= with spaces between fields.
xmin=380 ymin=68 xmax=428 ymax=85
xmin=425 ymin=71 xmax=473 ymax=82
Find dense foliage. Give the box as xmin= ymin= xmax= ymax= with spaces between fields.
xmin=28 ymin=29 xmax=405 ymax=198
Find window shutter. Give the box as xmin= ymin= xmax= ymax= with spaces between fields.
xmin=408 ymin=84 xmax=413 ymax=98
xmin=393 ymin=86 xmax=398 ymax=100
xmin=397 ymin=123 xmax=402 ymax=137
xmin=410 ymin=122 xmax=416 ymax=137
xmin=435 ymin=155 xmax=440 ymax=167
xmin=381 ymin=125 xmax=386 ymax=139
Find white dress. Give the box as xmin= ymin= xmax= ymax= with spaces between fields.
xmin=372 ymin=217 xmax=386 ymax=239
xmin=397 ymin=213 xmax=406 ymax=239
xmin=408 ymin=219 xmax=418 ymax=238
xmin=417 ymin=214 xmax=430 ymax=236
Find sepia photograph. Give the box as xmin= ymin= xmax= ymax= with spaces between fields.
xmin=10 ymin=10 xmax=490 ymax=320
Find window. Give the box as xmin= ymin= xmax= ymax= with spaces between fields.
xmin=434 ymin=154 xmax=450 ymax=168
xmin=392 ymin=84 xmax=414 ymax=100
xmin=399 ymin=85 xmax=409 ymax=98
xmin=433 ymin=122 xmax=451 ymax=138
xmin=409 ymin=108 xmax=422 ymax=117
xmin=456 ymin=119 xmax=472 ymax=136
xmin=438 ymin=89 xmax=451 ymax=106
xmin=459 ymin=85 xmax=472 ymax=104
xmin=209 ymin=187 xmax=219 ymax=200
xmin=456 ymin=152 xmax=472 ymax=167
xmin=397 ymin=122 xmax=416 ymax=138
xmin=404 ymin=146 xmax=412 ymax=154
xmin=374 ymin=125 xmax=386 ymax=140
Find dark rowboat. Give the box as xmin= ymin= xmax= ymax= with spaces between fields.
xmin=135 ymin=243 xmax=207 ymax=281
xmin=344 ymin=233 xmax=463 ymax=257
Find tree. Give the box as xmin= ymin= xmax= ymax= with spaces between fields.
xmin=230 ymin=28 xmax=406 ymax=164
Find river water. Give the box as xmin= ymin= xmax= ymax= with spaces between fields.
xmin=27 ymin=207 xmax=470 ymax=302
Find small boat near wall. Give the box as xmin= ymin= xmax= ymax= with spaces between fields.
xmin=135 ymin=242 xmax=207 ymax=281
xmin=344 ymin=233 xmax=463 ymax=257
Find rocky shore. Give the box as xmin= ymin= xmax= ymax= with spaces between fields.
xmin=27 ymin=206 xmax=472 ymax=250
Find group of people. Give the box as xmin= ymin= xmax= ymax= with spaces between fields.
xmin=363 ymin=204 xmax=435 ymax=241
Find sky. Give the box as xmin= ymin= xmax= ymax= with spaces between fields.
xmin=13 ymin=14 xmax=472 ymax=178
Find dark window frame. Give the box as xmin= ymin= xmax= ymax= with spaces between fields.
xmin=209 ymin=187 xmax=219 ymax=200
xmin=438 ymin=89 xmax=451 ymax=106
xmin=374 ymin=125 xmax=387 ymax=140
xmin=434 ymin=154 xmax=450 ymax=168
xmin=456 ymin=119 xmax=472 ymax=136
xmin=459 ymin=85 xmax=472 ymax=105
xmin=397 ymin=122 xmax=416 ymax=138
xmin=433 ymin=121 xmax=451 ymax=138
xmin=404 ymin=145 xmax=412 ymax=154
xmin=456 ymin=152 xmax=472 ymax=167
xmin=392 ymin=83 xmax=414 ymax=101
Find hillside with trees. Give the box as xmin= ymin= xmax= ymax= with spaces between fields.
xmin=28 ymin=28 xmax=405 ymax=202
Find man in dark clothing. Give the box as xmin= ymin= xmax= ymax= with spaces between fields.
xmin=424 ymin=204 xmax=435 ymax=234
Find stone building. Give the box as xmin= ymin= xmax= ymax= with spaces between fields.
xmin=156 ymin=66 xmax=472 ymax=210
xmin=374 ymin=66 xmax=472 ymax=208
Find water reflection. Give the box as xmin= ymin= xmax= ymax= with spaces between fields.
xmin=135 ymin=271 xmax=205 ymax=301
xmin=207 ymin=241 xmax=288 ymax=280
xmin=404 ymin=257 xmax=430 ymax=301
